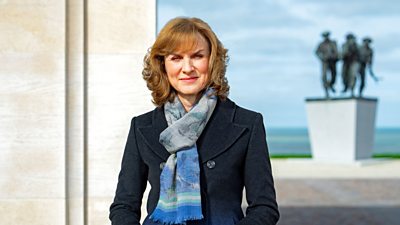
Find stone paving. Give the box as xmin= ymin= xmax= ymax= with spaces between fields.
xmin=275 ymin=179 xmax=400 ymax=225
xmin=271 ymin=160 xmax=400 ymax=225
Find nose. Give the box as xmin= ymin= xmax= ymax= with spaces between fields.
xmin=182 ymin=57 xmax=194 ymax=73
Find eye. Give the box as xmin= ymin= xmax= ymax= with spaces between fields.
xmin=168 ymin=55 xmax=182 ymax=61
xmin=193 ymin=54 xmax=204 ymax=59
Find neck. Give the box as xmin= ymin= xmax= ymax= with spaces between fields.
xmin=177 ymin=94 xmax=200 ymax=112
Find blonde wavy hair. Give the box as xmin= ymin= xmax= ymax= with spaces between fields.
xmin=142 ymin=17 xmax=229 ymax=106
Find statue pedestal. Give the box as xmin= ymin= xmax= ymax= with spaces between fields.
xmin=305 ymin=97 xmax=378 ymax=163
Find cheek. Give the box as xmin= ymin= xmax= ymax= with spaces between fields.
xmin=201 ymin=60 xmax=210 ymax=84
xmin=194 ymin=60 xmax=209 ymax=85
xmin=198 ymin=60 xmax=209 ymax=73
xmin=165 ymin=62 xmax=179 ymax=78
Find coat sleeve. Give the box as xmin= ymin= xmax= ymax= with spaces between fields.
xmin=109 ymin=117 xmax=148 ymax=225
xmin=237 ymin=113 xmax=280 ymax=225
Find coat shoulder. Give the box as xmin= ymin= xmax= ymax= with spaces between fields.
xmin=224 ymin=98 xmax=262 ymax=126
xmin=130 ymin=107 xmax=159 ymax=127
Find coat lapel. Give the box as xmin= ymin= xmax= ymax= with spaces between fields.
xmin=197 ymin=98 xmax=247 ymax=163
xmin=137 ymin=106 xmax=170 ymax=161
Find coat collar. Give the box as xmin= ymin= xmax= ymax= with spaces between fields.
xmin=196 ymin=98 xmax=247 ymax=163
xmin=137 ymin=98 xmax=247 ymax=163
xmin=137 ymin=106 xmax=169 ymax=160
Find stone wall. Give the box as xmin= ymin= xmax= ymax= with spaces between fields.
xmin=0 ymin=1 xmax=156 ymax=224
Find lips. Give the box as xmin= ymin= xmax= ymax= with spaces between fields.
xmin=179 ymin=77 xmax=198 ymax=81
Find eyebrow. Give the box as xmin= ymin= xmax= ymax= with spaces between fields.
xmin=169 ymin=48 xmax=206 ymax=56
xmin=193 ymin=49 xmax=205 ymax=54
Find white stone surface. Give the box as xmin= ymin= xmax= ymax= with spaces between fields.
xmin=0 ymin=199 xmax=65 ymax=225
xmin=0 ymin=0 xmax=156 ymax=224
xmin=305 ymin=98 xmax=377 ymax=163
xmin=0 ymin=1 xmax=66 ymax=225
xmin=86 ymin=1 xmax=156 ymax=225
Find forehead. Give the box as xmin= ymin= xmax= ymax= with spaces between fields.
xmin=168 ymin=33 xmax=210 ymax=54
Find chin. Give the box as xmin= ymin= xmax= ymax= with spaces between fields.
xmin=180 ymin=88 xmax=202 ymax=95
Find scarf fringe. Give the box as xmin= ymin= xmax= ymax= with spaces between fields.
xmin=150 ymin=210 xmax=204 ymax=225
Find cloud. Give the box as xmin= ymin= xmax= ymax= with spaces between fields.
xmin=157 ymin=5 xmax=187 ymax=30
xmin=285 ymin=0 xmax=400 ymax=17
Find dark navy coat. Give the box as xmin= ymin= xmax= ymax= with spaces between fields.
xmin=109 ymin=98 xmax=279 ymax=225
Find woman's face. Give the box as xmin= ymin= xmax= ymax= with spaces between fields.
xmin=164 ymin=34 xmax=210 ymax=102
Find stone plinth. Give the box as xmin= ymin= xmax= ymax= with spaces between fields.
xmin=305 ymin=97 xmax=378 ymax=163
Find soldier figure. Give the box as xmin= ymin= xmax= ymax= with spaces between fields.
xmin=315 ymin=31 xmax=339 ymax=98
xmin=341 ymin=33 xmax=359 ymax=97
xmin=358 ymin=37 xmax=378 ymax=97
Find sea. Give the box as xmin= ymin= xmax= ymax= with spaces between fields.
xmin=266 ymin=127 xmax=400 ymax=155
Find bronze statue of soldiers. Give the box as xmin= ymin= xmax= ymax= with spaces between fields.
xmin=341 ymin=33 xmax=359 ymax=97
xmin=315 ymin=31 xmax=339 ymax=98
xmin=358 ymin=37 xmax=378 ymax=96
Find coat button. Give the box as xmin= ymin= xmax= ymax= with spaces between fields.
xmin=206 ymin=160 xmax=216 ymax=169
xmin=160 ymin=162 xmax=165 ymax=170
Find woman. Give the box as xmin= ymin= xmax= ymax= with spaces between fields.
xmin=109 ymin=17 xmax=279 ymax=225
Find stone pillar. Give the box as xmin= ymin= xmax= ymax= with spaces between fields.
xmin=0 ymin=1 xmax=66 ymax=225
xmin=305 ymin=97 xmax=378 ymax=163
xmin=86 ymin=1 xmax=156 ymax=224
xmin=66 ymin=0 xmax=85 ymax=225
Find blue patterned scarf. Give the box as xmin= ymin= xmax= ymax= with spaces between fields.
xmin=149 ymin=88 xmax=217 ymax=225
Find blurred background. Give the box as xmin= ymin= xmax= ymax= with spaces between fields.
xmin=158 ymin=0 xmax=400 ymax=157
xmin=157 ymin=2 xmax=400 ymax=224
xmin=0 ymin=0 xmax=399 ymax=225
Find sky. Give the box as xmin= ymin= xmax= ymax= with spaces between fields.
xmin=157 ymin=0 xmax=400 ymax=128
